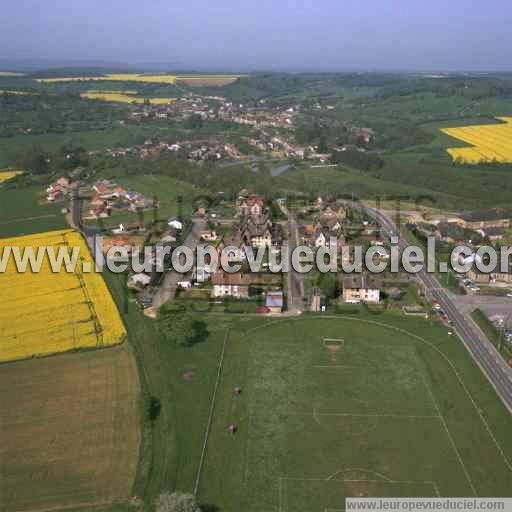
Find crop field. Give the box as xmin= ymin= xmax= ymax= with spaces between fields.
xmin=0 ymin=71 xmax=25 ymax=77
xmin=441 ymin=117 xmax=512 ymax=163
xmin=36 ymin=73 xmax=243 ymax=86
xmin=0 ymin=343 xmax=140 ymax=512
xmin=0 ymin=229 xmax=126 ymax=362
xmin=197 ymin=316 xmax=512 ymax=510
xmin=175 ymin=75 xmax=244 ymax=87
xmin=0 ymin=169 xmax=23 ymax=183
xmin=81 ymin=90 xmax=176 ymax=105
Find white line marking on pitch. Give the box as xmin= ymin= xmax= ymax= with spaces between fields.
xmin=420 ymin=371 xmax=477 ymax=496
xmin=312 ymin=410 xmax=441 ymax=419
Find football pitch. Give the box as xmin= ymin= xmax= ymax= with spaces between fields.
xmin=197 ymin=316 xmax=512 ymax=511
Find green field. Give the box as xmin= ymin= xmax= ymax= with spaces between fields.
xmin=101 ymin=272 xmax=512 ymax=512
xmin=196 ymin=315 xmax=512 ymax=510
xmin=0 ymin=184 xmax=67 ymax=237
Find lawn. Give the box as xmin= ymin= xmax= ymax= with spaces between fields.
xmin=197 ymin=314 xmax=512 ymax=510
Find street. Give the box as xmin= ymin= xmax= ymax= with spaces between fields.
xmin=362 ymin=204 xmax=512 ymax=414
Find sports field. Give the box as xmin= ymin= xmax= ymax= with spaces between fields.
xmin=441 ymin=117 xmax=512 ymax=163
xmin=0 ymin=344 xmax=140 ymax=512
xmin=197 ymin=316 xmax=512 ymax=510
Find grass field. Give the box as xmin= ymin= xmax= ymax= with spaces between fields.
xmin=0 ymin=229 xmax=126 ymax=362
xmin=0 ymin=185 xmax=67 ymax=237
xmin=195 ymin=315 xmax=512 ymax=510
xmin=0 ymin=343 xmax=140 ymax=512
xmin=0 ymin=124 xmax=197 ymax=167
xmin=441 ymin=117 xmax=512 ymax=164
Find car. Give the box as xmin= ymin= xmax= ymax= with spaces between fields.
xmin=506 ymin=293 xmax=512 ymax=298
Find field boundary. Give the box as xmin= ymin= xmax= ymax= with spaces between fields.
xmin=194 ymin=328 xmax=230 ymax=495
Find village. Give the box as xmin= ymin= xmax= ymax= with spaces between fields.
xmin=81 ymin=91 xmax=376 ymax=165
xmin=40 ymin=167 xmax=512 ymax=355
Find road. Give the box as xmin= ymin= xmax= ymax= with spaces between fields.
xmin=150 ymin=217 xmax=207 ymax=311
xmin=286 ymin=211 xmax=305 ymax=313
xmin=360 ymin=204 xmax=512 ymax=415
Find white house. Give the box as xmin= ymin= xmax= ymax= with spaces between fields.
xmin=168 ymin=219 xmax=183 ymax=230
xmin=342 ymin=275 xmax=380 ymax=304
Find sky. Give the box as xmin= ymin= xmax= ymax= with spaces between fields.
xmin=2 ymin=0 xmax=511 ymax=72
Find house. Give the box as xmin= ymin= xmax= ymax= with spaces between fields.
xmin=217 ymin=234 xmax=246 ymax=260
xmin=200 ymin=230 xmax=218 ymax=242
xmin=47 ymin=177 xmax=70 ymax=193
xmin=477 ymin=226 xmax=505 ymax=241
xmin=46 ymin=176 xmax=71 ymax=201
xmin=168 ymin=219 xmax=183 ymax=230
xmin=457 ymin=208 xmax=512 ymax=230
xmin=127 ymin=273 xmax=151 ymax=289
xmin=265 ymin=291 xmax=284 ymax=313
xmin=237 ymin=194 xmax=265 ymax=218
xmin=437 ymin=222 xmax=466 ymax=244
xmin=211 ymin=271 xmax=251 ymax=298
xmin=342 ymin=275 xmax=380 ymax=304
xmin=238 ymin=215 xmax=283 ymax=249
xmin=467 ymin=267 xmax=491 ymax=285
xmin=301 ymin=224 xmax=317 ymax=246
xmin=366 ymin=234 xmax=385 ymax=247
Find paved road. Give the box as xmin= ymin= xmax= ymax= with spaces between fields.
xmin=150 ymin=218 xmax=207 ymax=311
xmin=286 ymin=211 xmax=305 ymax=313
xmin=360 ymin=204 xmax=512 ymax=415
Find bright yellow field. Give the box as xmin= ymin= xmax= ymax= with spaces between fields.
xmin=81 ymin=91 xmax=176 ymax=105
xmin=441 ymin=117 xmax=512 ymax=164
xmin=0 ymin=229 xmax=126 ymax=362
xmin=36 ymin=73 xmax=243 ymax=85
xmin=0 ymin=170 xmax=23 ymax=183
xmin=37 ymin=73 xmax=179 ymax=84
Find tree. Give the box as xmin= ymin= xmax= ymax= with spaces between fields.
xmin=158 ymin=307 xmax=209 ymax=347
xmin=315 ymin=272 xmax=337 ymax=299
xmin=155 ymin=491 xmax=201 ymax=512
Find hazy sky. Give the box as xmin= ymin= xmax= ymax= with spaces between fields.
xmin=2 ymin=0 xmax=511 ymax=71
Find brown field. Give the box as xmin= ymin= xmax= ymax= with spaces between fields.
xmin=0 ymin=344 xmax=141 ymax=512
xmin=176 ymin=76 xmax=241 ymax=87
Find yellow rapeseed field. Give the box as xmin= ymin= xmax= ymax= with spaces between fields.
xmin=36 ymin=73 xmax=243 ymax=85
xmin=0 ymin=229 xmax=126 ymax=362
xmin=81 ymin=91 xmax=176 ymax=105
xmin=441 ymin=117 xmax=512 ymax=164
xmin=37 ymin=73 xmax=179 ymax=84
xmin=0 ymin=170 xmax=23 ymax=184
